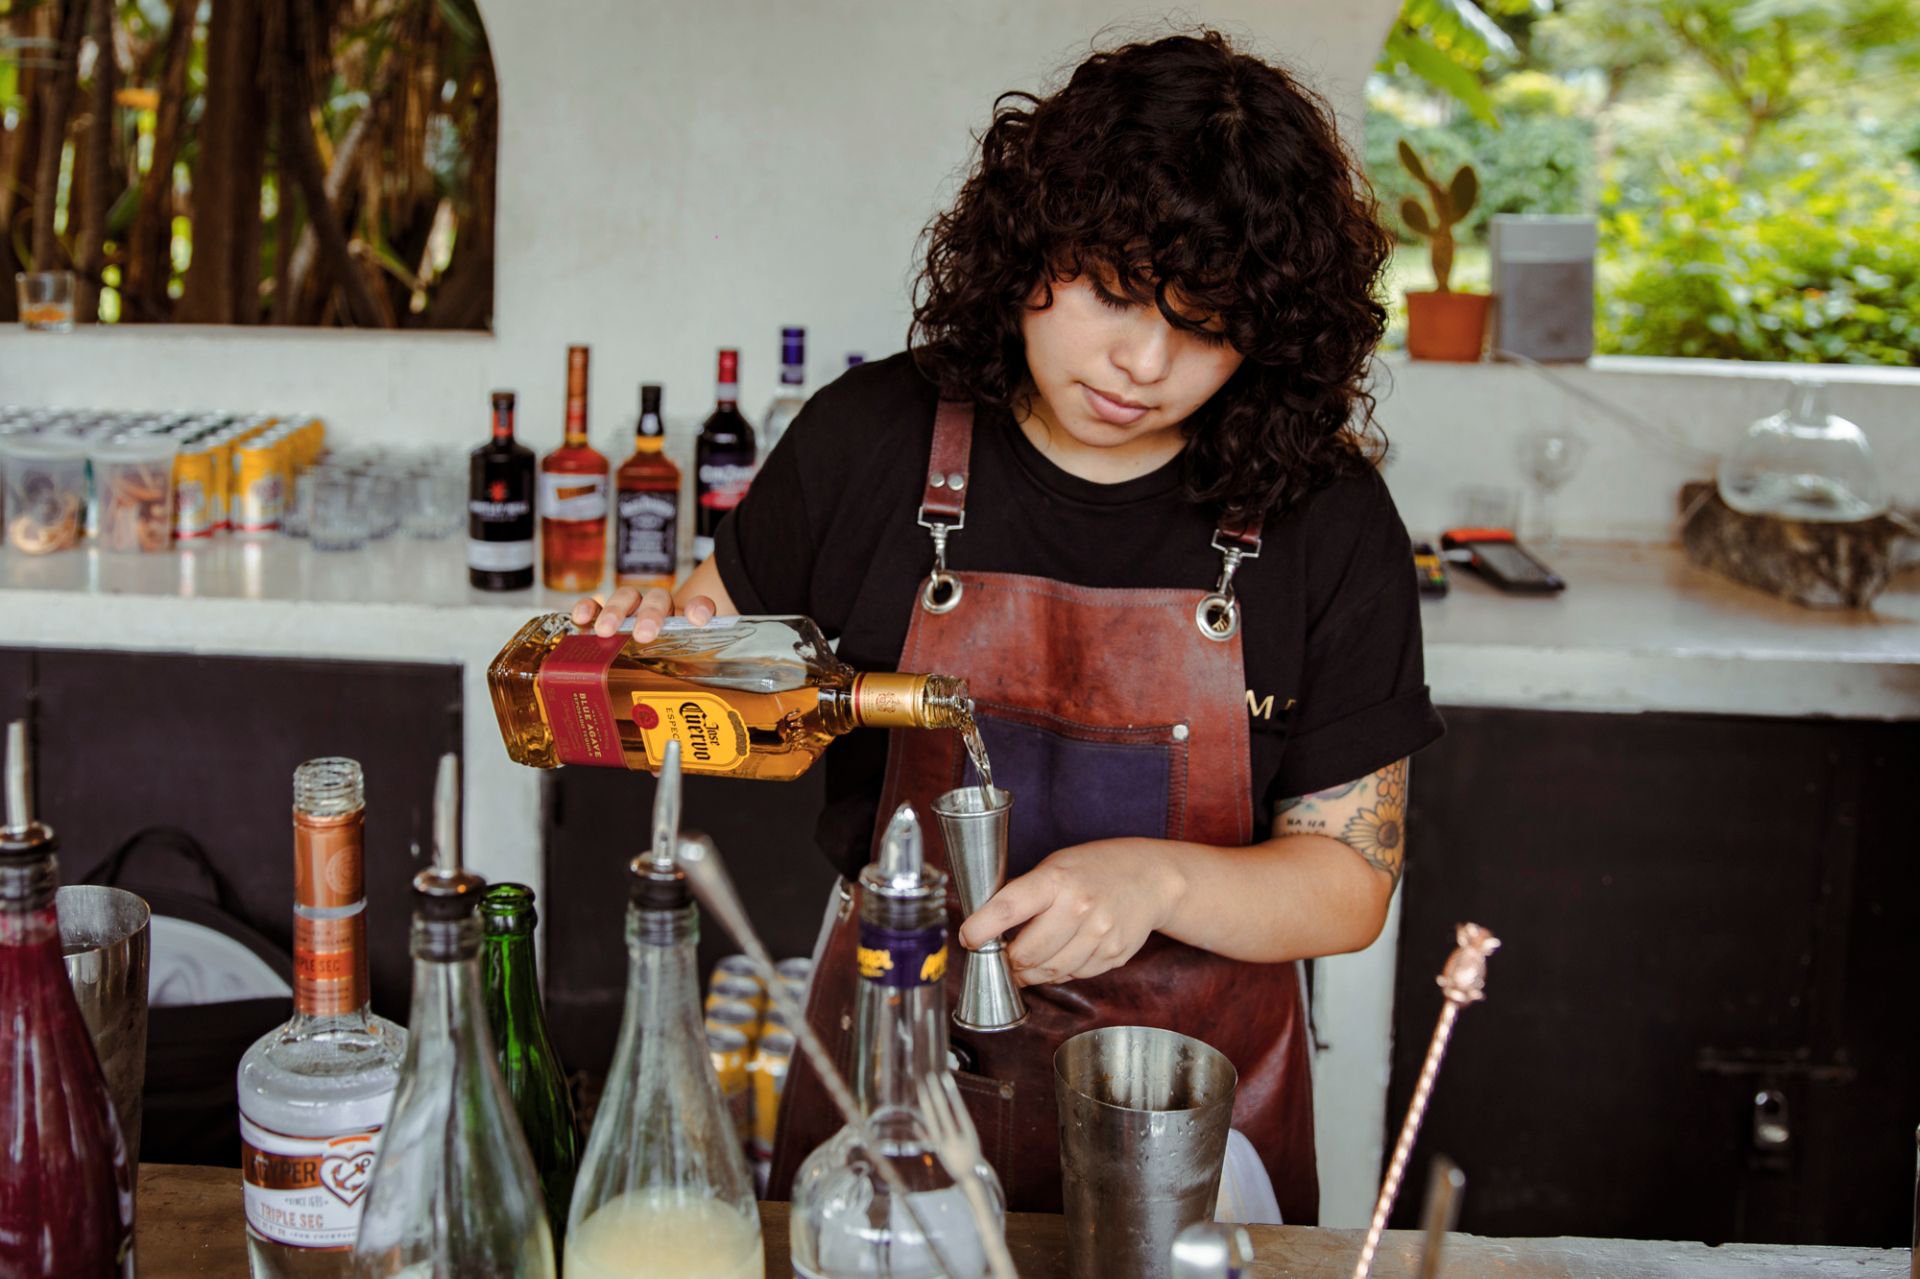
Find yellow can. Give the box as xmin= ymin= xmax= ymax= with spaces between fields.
xmin=704 ymin=997 xmax=760 ymax=1047
xmin=171 ymin=442 xmax=217 ymax=539
xmin=708 ymin=1025 xmax=752 ymax=1144
xmin=710 ymin=973 xmax=767 ymax=1015
xmin=233 ymin=434 xmax=288 ymax=532
xmin=714 ymin=954 xmax=763 ymax=990
xmin=204 ymin=431 xmax=238 ymax=531
xmin=749 ymin=1028 xmax=795 ymax=1161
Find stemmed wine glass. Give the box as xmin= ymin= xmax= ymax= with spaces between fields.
xmin=1514 ymin=425 xmax=1589 ymax=550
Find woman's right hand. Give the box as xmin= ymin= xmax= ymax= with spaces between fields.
xmin=570 ymin=559 xmax=734 ymax=642
xmin=570 ymin=583 xmax=719 ymax=643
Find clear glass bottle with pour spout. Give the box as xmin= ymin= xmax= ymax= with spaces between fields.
xmin=351 ymin=755 xmax=555 ymax=1277
xmin=789 ymin=805 xmax=1005 ymax=1278
xmin=565 ymin=739 xmax=764 ymax=1279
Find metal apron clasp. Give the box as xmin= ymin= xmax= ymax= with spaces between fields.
xmin=918 ymin=491 xmax=966 ymax=614
xmin=1196 ymin=529 xmax=1261 ymax=641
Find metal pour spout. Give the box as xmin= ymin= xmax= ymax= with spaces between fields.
xmin=650 ymin=740 xmax=683 ymax=874
xmin=4 ymin=720 xmax=33 ymax=837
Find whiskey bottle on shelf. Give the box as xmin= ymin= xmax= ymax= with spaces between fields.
xmin=237 ymin=758 xmax=407 ymax=1277
xmin=759 ymin=327 xmax=808 ymax=457
xmin=540 ymin=345 xmax=611 ymax=592
xmin=789 ymin=805 xmax=1006 ymax=1278
xmin=352 ymin=756 xmax=555 ymax=1276
xmin=692 ymin=349 xmax=755 ymax=563
xmin=487 ymin=614 xmax=972 ymax=779
xmin=613 ymin=384 xmax=681 ymax=592
xmin=0 ymin=721 xmax=136 ymax=1278
xmin=470 ymin=390 xmax=537 ymax=591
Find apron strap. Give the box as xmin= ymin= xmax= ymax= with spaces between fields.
xmin=1198 ymin=514 xmax=1264 ymax=641
xmin=918 ymin=399 xmax=974 ymax=613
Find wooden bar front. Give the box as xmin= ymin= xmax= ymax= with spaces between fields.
xmin=136 ymin=1164 xmax=1905 ymax=1277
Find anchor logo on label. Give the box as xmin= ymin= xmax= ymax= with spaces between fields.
xmin=320 ymin=1149 xmax=376 ymax=1208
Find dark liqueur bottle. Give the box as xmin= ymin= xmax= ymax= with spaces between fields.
xmin=469 ymin=390 xmax=538 ymax=591
xmin=692 ymin=349 xmax=756 ymax=563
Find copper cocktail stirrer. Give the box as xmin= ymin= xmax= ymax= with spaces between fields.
xmin=1350 ymin=922 xmax=1501 ymax=1279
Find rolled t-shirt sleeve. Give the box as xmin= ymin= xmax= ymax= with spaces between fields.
xmin=1268 ymin=479 xmax=1445 ymax=803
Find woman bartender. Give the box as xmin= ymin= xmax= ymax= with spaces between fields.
xmin=573 ymin=30 xmax=1444 ymax=1223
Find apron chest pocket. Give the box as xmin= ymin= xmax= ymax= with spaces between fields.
xmin=966 ymin=705 xmax=1192 ymax=877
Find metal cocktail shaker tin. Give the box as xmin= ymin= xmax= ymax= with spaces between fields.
xmin=58 ymin=884 xmax=151 ymax=1163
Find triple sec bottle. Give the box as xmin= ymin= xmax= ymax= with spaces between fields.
xmin=238 ymin=759 xmax=406 ymax=1276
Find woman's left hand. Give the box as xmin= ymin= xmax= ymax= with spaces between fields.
xmin=957 ymin=839 xmax=1185 ymax=987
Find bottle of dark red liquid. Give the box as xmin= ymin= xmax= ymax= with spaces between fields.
xmin=469 ymin=390 xmax=537 ymax=591
xmin=539 ymin=346 xmax=610 ymax=592
xmin=693 ymin=349 xmax=756 ymax=562
xmin=0 ymin=721 xmax=135 ymax=1277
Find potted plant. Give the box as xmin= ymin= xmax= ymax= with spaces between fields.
xmin=1398 ymin=140 xmax=1490 ymax=361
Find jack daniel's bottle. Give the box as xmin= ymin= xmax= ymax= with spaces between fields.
xmin=488 ymin=615 xmax=970 ymax=780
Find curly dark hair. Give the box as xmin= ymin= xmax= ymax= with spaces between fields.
xmin=910 ymin=30 xmax=1393 ymax=522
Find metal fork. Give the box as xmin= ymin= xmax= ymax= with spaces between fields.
xmin=915 ymin=1071 xmax=1021 ymax=1279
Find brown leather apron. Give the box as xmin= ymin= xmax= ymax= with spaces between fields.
xmin=767 ymin=400 xmax=1318 ymax=1224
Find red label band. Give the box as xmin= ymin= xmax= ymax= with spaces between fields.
xmin=537 ymin=632 xmax=629 ymax=767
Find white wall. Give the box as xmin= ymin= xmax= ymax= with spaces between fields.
xmin=0 ymin=0 xmax=1398 ymax=450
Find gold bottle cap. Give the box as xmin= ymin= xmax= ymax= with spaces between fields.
xmin=850 ymin=672 xmax=935 ymax=728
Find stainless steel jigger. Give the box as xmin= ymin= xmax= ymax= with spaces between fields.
xmin=933 ymin=785 xmax=1026 ymax=1032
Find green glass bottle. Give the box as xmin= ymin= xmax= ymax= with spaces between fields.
xmin=482 ymin=882 xmax=582 ymax=1254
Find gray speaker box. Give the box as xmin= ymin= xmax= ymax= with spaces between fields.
xmin=1490 ymin=215 xmax=1598 ymax=363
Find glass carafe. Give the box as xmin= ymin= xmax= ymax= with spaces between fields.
xmin=1717 ymin=378 xmax=1885 ymax=522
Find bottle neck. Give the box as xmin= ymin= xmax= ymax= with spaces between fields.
xmin=853 ymin=906 xmax=950 ymax=1117
xmin=0 ymin=892 xmax=60 ymax=953
xmin=0 ymin=846 xmax=58 ymax=916
xmin=634 ymin=414 xmax=666 ymax=453
xmin=715 ymin=384 xmax=739 ymax=412
xmin=779 ymin=364 xmax=805 ymax=391
xmin=492 ymin=405 xmax=516 ymax=444
xmin=624 ymin=900 xmax=702 ymax=1014
xmin=405 ymin=931 xmax=494 ymax=1088
xmin=483 ymin=928 xmax=546 ymax=1036
xmin=292 ymin=806 xmax=372 ymax=1024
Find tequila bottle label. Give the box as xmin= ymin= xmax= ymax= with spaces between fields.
xmin=630 ymin=692 xmax=751 ymax=773
xmin=535 ymin=631 xmax=631 ymax=766
xmin=240 ymin=1115 xmax=384 ymax=1248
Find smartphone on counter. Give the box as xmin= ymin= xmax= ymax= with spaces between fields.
xmin=1440 ymin=527 xmax=1566 ymax=593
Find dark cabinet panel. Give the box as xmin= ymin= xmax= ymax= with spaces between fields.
xmin=1390 ymin=706 xmax=1919 ymax=1247
xmin=17 ymin=647 xmax=460 ymax=1020
xmin=543 ymin=765 xmax=839 ymax=1079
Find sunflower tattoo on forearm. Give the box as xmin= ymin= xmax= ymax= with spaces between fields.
xmin=1276 ymin=759 xmax=1409 ymax=885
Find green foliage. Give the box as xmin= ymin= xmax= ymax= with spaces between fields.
xmin=1376 ymin=0 xmax=1523 ymax=125
xmin=1598 ymin=141 xmax=1920 ymax=364
xmin=1367 ymin=76 xmax=1596 ymax=246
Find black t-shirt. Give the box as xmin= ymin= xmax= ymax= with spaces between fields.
xmin=715 ymin=352 xmax=1444 ymax=879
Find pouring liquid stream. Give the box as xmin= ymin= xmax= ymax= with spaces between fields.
xmin=958 ymin=714 xmax=995 ymax=809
